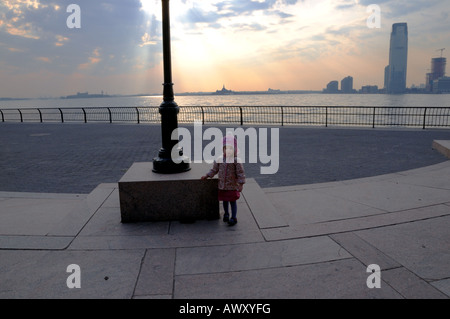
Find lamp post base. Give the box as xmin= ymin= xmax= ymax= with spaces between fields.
xmin=152 ymin=156 xmax=191 ymax=174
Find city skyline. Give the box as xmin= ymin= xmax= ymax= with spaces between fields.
xmin=0 ymin=0 xmax=449 ymax=98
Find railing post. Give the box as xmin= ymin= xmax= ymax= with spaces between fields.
xmin=58 ymin=108 xmax=64 ymax=123
xmin=423 ymin=107 xmax=428 ymax=130
xmin=37 ymin=108 xmax=43 ymax=123
xmin=18 ymin=109 xmax=23 ymax=122
xmin=325 ymin=107 xmax=328 ymax=127
xmin=201 ymin=106 xmax=205 ymax=125
xmin=107 ymin=107 xmax=112 ymax=123
xmin=82 ymin=108 xmax=87 ymax=123
xmin=239 ymin=107 xmax=243 ymax=126
xmin=0 ymin=109 xmax=3 ymax=122
xmin=281 ymin=106 xmax=284 ymax=126
xmin=372 ymin=107 xmax=376 ymax=128
xmin=136 ymin=107 xmax=140 ymax=124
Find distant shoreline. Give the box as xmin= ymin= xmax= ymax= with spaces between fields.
xmin=1 ymin=89 xmax=441 ymax=101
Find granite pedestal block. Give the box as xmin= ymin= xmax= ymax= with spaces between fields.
xmin=119 ymin=162 xmax=219 ymax=223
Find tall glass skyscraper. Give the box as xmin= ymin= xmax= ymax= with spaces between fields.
xmin=386 ymin=23 xmax=408 ymax=94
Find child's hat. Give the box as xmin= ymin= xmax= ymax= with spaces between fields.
xmin=223 ymin=132 xmax=238 ymax=155
xmin=223 ymin=132 xmax=237 ymax=147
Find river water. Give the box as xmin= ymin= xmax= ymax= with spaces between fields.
xmin=1 ymin=93 xmax=450 ymax=109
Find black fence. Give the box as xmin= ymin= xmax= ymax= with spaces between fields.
xmin=1 ymin=106 xmax=450 ymax=129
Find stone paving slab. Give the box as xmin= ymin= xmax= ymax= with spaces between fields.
xmin=266 ymin=188 xmax=385 ymax=226
xmin=47 ymin=184 xmax=116 ymax=237
xmin=355 ymin=215 xmax=450 ymax=282
xmin=0 ymin=195 xmax=84 ymax=236
xmin=317 ymin=180 xmax=450 ymax=213
xmin=384 ymin=164 xmax=450 ymax=190
xmin=0 ymin=235 xmax=73 ymax=250
xmin=262 ymin=204 xmax=450 ymax=241
xmin=175 ymin=236 xmax=351 ymax=275
xmin=241 ymin=179 xmax=288 ymax=229
xmin=382 ymin=267 xmax=448 ymax=299
xmin=77 ymin=206 xmax=171 ymax=237
xmin=0 ymin=249 xmax=144 ymax=299
xmin=133 ymin=249 xmax=176 ymax=298
xmin=330 ymin=232 xmax=401 ymax=270
xmin=432 ymin=279 xmax=450 ymax=297
xmin=173 ymin=258 xmax=402 ymax=299
xmin=68 ymin=229 xmax=265 ymax=250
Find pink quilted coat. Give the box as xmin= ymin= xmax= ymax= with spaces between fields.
xmin=206 ymin=156 xmax=246 ymax=191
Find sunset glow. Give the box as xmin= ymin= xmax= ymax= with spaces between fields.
xmin=0 ymin=0 xmax=449 ymax=98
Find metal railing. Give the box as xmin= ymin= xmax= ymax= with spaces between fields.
xmin=1 ymin=106 xmax=450 ymax=129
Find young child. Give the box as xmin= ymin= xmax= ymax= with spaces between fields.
xmin=201 ymin=133 xmax=246 ymax=226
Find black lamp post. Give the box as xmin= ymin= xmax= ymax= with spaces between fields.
xmin=153 ymin=0 xmax=190 ymax=174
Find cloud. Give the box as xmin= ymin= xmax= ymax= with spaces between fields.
xmin=0 ymin=0 xmax=305 ymax=78
xmin=181 ymin=6 xmax=225 ymax=25
xmin=140 ymin=32 xmax=157 ymax=46
xmin=35 ymin=56 xmax=50 ymax=63
xmin=54 ymin=35 xmax=69 ymax=47
xmin=78 ymin=47 xmax=102 ymax=70
xmin=177 ymin=0 xmax=301 ymax=30
xmin=0 ymin=0 xmax=160 ymax=76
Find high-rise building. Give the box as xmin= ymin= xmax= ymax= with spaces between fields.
xmin=432 ymin=57 xmax=446 ymax=78
xmin=361 ymin=85 xmax=379 ymax=94
xmin=341 ymin=76 xmax=353 ymax=93
xmin=325 ymin=81 xmax=339 ymax=93
xmin=426 ymin=57 xmax=446 ymax=91
xmin=433 ymin=76 xmax=450 ymax=93
xmin=386 ymin=23 xmax=408 ymax=94
xmin=384 ymin=65 xmax=390 ymax=90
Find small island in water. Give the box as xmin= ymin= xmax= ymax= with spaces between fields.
xmin=61 ymin=91 xmax=111 ymax=99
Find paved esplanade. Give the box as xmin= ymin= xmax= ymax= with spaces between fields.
xmin=0 ymin=122 xmax=449 ymax=299
xmin=1 ymin=123 xmax=450 ymax=193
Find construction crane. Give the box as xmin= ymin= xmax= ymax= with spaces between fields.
xmin=437 ymin=48 xmax=445 ymax=58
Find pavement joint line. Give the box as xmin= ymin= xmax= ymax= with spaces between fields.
xmin=132 ymin=249 xmax=149 ymax=298
xmin=379 ymin=273 xmax=406 ymax=299
xmin=310 ymin=202 xmax=450 ymax=224
xmin=171 ymin=249 xmax=177 ymax=299
xmin=384 ymin=179 xmax=450 ymax=191
xmin=325 ymin=234 xmax=448 ymax=299
xmin=383 ymin=266 xmax=450 ymax=299
xmin=172 ymin=256 xmax=357 ymax=278
xmin=70 ymin=187 xmax=116 ymax=241
xmin=328 ymin=232 xmax=401 ymax=271
xmin=261 ymin=210 xmax=450 ymax=242
xmin=312 ymin=191 xmax=449 ymax=216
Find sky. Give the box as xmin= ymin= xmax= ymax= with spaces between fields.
xmin=0 ymin=0 xmax=449 ymax=98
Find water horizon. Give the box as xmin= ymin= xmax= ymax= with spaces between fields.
xmin=1 ymin=93 xmax=450 ymax=110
